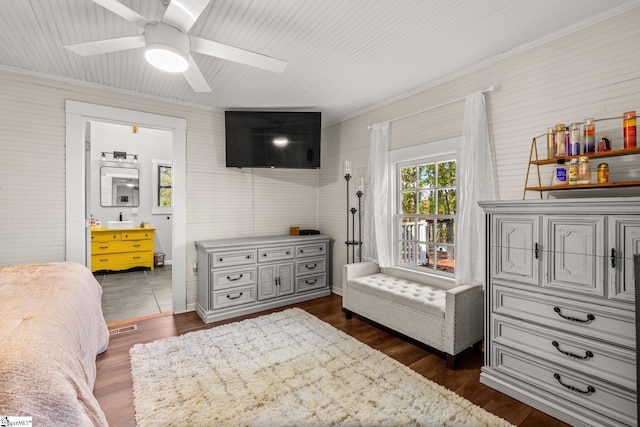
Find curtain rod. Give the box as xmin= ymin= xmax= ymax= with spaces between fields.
xmin=367 ymin=85 xmax=495 ymax=130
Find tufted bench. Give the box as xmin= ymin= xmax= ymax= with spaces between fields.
xmin=343 ymin=262 xmax=484 ymax=369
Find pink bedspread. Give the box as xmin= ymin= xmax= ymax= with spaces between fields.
xmin=0 ymin=262 xmax=109 ymax=426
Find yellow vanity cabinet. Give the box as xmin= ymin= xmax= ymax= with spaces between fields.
xmin=91 ymin=228 xmax=155 ymax=272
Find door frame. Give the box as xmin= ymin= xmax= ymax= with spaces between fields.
xmin=65 ymin=100 xmax=187 ymax=313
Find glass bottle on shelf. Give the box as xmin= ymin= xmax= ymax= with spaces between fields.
xmin=570 ymin=123 xmax=581 ymax=156
xmin=577 ymin=156 xmax=591 ymax=184
xmin=546 ymin=128 xmax=555 ymax=160
xmin=568 ymin=158 xmax=579 ymax=185
xmin=623 ymin=111 xmax=636 ymax=148
xmin=597 ymin=134 xmax=611 ymax=152
xmin=584 ymin=118 xmax=596 ymax=153
xmin=552 ymin=158 xmax=567 ymax=186
xmin=555 ymin=124 xmax=565 ymax=157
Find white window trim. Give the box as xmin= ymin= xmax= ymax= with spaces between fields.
xmin=152 ymin=158 xmax=173 ymax=215
xmin=388 ymin=137 xmax=461 ymax=279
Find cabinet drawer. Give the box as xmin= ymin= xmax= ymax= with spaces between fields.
xmin=492 ymin=315 xmax=636 ymax=391
xmin=91 ymin=231 xmax=121 ymax=242
xmin=91 ymin=252 xmax=153 ymax=270
xmin=121 ymin=230 xmax=153 ymax=241
xmin=212 ymin=285 xmax=257 ymax=309
xmin=296 ymin=242 xmax=326 ymax=258
xmin=492 ymin=345 xmax=636 ymax=426
xmin=296 ymin=273 xmax=326 ymax=292
xmin=92 ymin=239 xmax=153 ymax=255
xmin=212 ymin=267 xmax=257 ymax=290
xmin=211 ymin=249 xmax=256 ymax=268
xmin=295 ymin=257 xmax=326 ymax=276
xmin=493 ymin=285 xmax=635 ymax=349
xmin=258 ymin=246 xmax=294 ymax=263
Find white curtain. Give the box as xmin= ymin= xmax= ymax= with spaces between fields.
xmin=362 ymin=121 xmax=391 ymax=267
xmin=456 ymin=92 xmax=495 ymax=285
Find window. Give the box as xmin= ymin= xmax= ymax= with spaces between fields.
xmin=158 ymin=165 xmax=172 ymax=207
xmin=392 ymin=140 xmax=459 ymax=277
xmin=152 ymin=159 xmax=172 ymax=214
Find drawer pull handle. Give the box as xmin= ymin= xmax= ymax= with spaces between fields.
xmin=227 ymin=292 xmax=243 ymax=300
xmin=610 ymin=248 xmax=616 ymax=268
xmin=133 ymin=244 xmax=141 ymax=248
xmin=246 ymin=255 xmax=251 ymax=259
xmin=133 ymin=256 xmax=141 ymax=260
xmin=227 ymin=274 xmax=243 ymax=281
xmin=305 ymin=263 xmax=317 ymax=269
xmin=552 ymin=341 xmax=594 ymax=360
xmin=99 ymin=246 xmax=108 ymax=249
xmin=553 ymin=373 xmax=595 ymax=395
xmin=553 ymin=307 xmax=595 ymax=323
xmin=534 ymin=242 xmax=539 ymax=259
xmin=306 ymin=279 xmax=317 ymax=285
xmin=263 ymin=253 xmax=267 ymax=257
xmin=100 ymin=259 xmax=108 ymax=262
xmin=219 ymin=258 xmax=224 ymax=262
xmin=286 ymin=251 xmax=290 ymax=255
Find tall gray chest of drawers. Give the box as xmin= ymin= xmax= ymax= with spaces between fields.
xmin=195 ymin=234 xmax=331 ymax=323
xmin=479 ymin=198 xmax=637 ymax=427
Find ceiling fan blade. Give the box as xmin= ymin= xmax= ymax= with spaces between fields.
xmin=162 ymin=0 xmax=211 ymax=33
xmin=64 ymin=35 xmax=145 ymax=56
xmin=92 ymin=0 xmax=148 ymax=27
xmin=190 ymin=36 xmax=287 ymax=73
xmin=183 ymin=56 xmax=211 ymax=92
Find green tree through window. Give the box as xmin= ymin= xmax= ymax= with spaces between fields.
xmin=158 ymin=165 xmax=172 ymax=207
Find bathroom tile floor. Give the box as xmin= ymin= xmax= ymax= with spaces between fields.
xmin=94 ymin=265 xmax=172 ymax=324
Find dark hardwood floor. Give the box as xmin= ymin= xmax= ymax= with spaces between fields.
xmin=94 ymin=293 xmax=569 ymax=427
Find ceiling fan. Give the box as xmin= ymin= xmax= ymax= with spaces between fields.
xmin=63 ymin=0 xmax=287 ymax=92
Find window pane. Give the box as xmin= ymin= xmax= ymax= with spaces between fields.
xmin=435 ymin=245 xmax=455 ymax=273
xmin=401 ymin=166 xmax=416 ymax=190
xmin=159 ymin=165 xmax=172 ymax=186
xmin=436 ymin=218 xmax=455 ymax=244
xmin=418 ymin=190 xmax=435 ymax=214
xmin=159 ymin=188 xmax=172 ymax=207
xmin=437 ymin=161 xmax=456 ymax=187
xmin=418 ymin=164 xmax=435 ymax=188
xmin=400 ymin=218 xmax=415 ymax=240
xmin=401 ymin=192 xmax=417 ymax=214
xmin=399 ymin=241 xmax=414 ymax=265
xmin=416 ymin=218 xmax=434 ymax=243
xmin=437 ymin=189 xmax=456 ymax=214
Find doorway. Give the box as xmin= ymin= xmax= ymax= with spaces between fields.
xmin=65 ymin=101 xmax=187 ymax=314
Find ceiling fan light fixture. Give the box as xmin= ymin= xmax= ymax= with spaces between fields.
xmin=144 ymin=22 xmax=190 ymax=73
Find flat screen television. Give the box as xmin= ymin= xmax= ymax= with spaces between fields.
xmin=225 ymin=111 xmax=321 ymax=169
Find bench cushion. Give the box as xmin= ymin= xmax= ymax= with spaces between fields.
xmin=348 ymin=273 xmax=446 ymax=318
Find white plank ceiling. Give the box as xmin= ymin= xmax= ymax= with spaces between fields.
xmin=1 ymin=0 xmax=637 ymax=125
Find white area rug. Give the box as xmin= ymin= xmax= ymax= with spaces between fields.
xmin=130 ymin=308 xmax=513 ymax=426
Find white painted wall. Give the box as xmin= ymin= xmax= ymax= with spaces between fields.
xmin=89 ymin=121 xmax=173 ymax=261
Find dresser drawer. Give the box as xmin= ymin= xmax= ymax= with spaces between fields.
xmin=91 ymin=252 xmax=153 ymax=270
xmin=212 ymin=285 xmax=257 ymax=309
xmin=211 ymin=249 xmax=256 ymax=268
xmin=296 ymin=242 xmax=326 ymax=258
xmin=295 ymin=256 xmax=326 ymax=276
xmin=212 ymin=267 xmax=257 ymax=290
xmin=121 ymin=230 xmax=153 ymax=241
xmin=492 ymin=315 xmax=636 ymax=391
xmin=258 ymin=246 xmax=294 ymax=263
xmin=91 ymin=231 xmax=121 ymax=242
xmin=492 ymin=345 xmax=636 ymax=426
xmin=92 ymin=239 xmax=153 ymax=255
xmin=296 ymin=273 xmax=326 ymax=292
xmin=493 ymin=285 xmax=635 ymax=349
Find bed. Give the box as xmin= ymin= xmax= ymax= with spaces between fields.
xmin=0 ymin=261 xmax=109 ymax=426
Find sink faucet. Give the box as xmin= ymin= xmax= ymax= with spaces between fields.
xmin=119 ymin=212 xmax=123 ymax=221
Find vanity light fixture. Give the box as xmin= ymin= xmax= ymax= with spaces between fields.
xmin=100 ymin=151 xmax=140 ymax=164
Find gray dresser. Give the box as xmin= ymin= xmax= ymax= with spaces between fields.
xmin=195 ymin=234 xmax=331 ymax=323
xmin=479 ymin=198 xmax=638 ymax=427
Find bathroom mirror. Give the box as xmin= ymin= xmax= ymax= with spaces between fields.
xmin=100 ymin=166 xmax=139 ymax=207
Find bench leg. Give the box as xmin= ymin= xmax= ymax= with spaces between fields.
xmin=343 ymin=309 xmax=353 ymax=320
xmin=446 ymin=353 xmax=457 ymax=370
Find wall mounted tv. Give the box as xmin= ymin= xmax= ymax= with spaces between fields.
xmin=225 ymin=111 xmax=321 ymax=169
